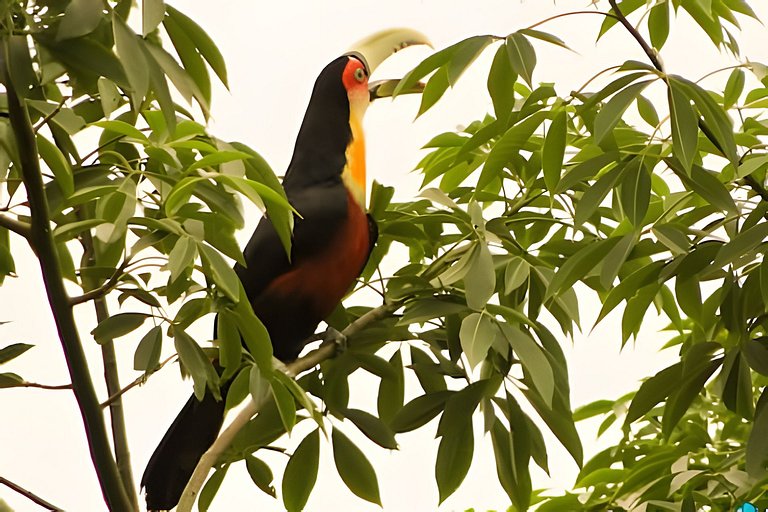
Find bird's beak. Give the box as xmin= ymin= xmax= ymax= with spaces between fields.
xmin=368 ymin=79 xmax=425 ymax=101
xmin=345 ymin=28 xmax=431 ymax=101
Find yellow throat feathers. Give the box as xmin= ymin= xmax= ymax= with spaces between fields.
xmin=342 ymin=107 xmax=366 ymax=209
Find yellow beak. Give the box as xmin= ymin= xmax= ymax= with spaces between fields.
xmin=346 ymin=27 xmax=431 ymax=76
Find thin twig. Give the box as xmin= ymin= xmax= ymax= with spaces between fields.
xmin=69 ymin=261 xmax=128 ymax=306
xmin=32 ymin=96 xmax=70 ymax=134
xmin=0 ymin=476 xmax=65 ymax=511
xmin=525 ymin=10 xmax=621 ymax=31
xmin=20 ymin=381 xmax=72 ymax=390
xmin=0 ymin=212 xmax=31 ymax=240
xmin=176 ymin=300 xmax=404 ymax=512
xmin=100 ymin=354 xmax=177 ymax=408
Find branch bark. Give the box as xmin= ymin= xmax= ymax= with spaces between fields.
xmin=175 ymin=301 xmax=401 ymax=512
xmin=0 ymin=476 xmax=65 ymax=511
xmin=0 ymin=212 xmax=31 ymax=240
xmin=0 ymin=38 xmax=133 ymax=512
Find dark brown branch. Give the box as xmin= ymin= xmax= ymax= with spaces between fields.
xmin=0 ymin=212 xmax=31 ymax=240
xmin=607 ymin=0 xmax=664 ymax=72
xmin=0 ymin=476 xmax=65 ymax=511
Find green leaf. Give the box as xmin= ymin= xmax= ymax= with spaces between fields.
xmin=166 ymin=5 xmax=228 ymax=87
xmin=666 ymin=159 xmax=738 ymax=215
xmin=417 ymin=67 xmax=450 ymax=117
xmin=198 ymin=243 xmax=240 ymax=302
xmin=626 ymin=363 xmax=681 ymax=424
xmin=142 ymin=0 xmax=166 ymax=36
xmin=600 ymin=233 xmax=635 ymax=288
xmin=490 ymin=417 xmax=530 ymax=511
xmin=518 ymin=28 xmax=571 ymax=50
xmin=57 ymin=0 xmax=103 ymax=40
xmin=93 ymin=120 xmax=148 ymax=142
xmin=173 ymin=327 xmax=219 ymax=401
xmin=543 ymin=109 xmax=567 ymax=192
xmin=98 ymin=78 xmax=122 ymax=118
xmin=573 ymin=159 xmax=625 ymax=226
xmin=343 ymin=408 xmax=398 ymax=450
xmin=133 ymin=326 xmax=162 ymax=371
xmin=216 ymin=310 xmax=241 ymax=375
xmin=487 ymin=43 xmax=517 ymax=120
xmin=460 ymin=312 xmax=496 ymax=370
xmin=648 ymin=1 xmax=671 ymax=49
xmin=163 ymin=11 xmax=212 ymax=104
xmin=713 ymin=222 xmax=768 ymax=269
xmin=168 ymin=235 xmax=197 ymax=282
xmin=112 ymin=13 xmax=149 ymax=108
xmin=377 ymin=350 xmax=404 ymax=423
xmin=619 ymin=159 xmax=651 ymax=226
xmin=573 ymin=399 xmax=615 ymax=421
xmin=0 ymin=372 xmax=24 ymax=388
xmin=547 ymin=238 xmax=620 ymax=298
xmin=724 ymin=68 xmax=745 ymax=108
xmin=504 ymin=256 xmax=530 ymax=294
xmin=233 ymin=292 xmax=273 ymax=372
xmin=187 ymin=150 xmax=253 ymax=173
xmin=506 ymin=32 xmax=536 ymax=88
xmin=271 ymin=379 xmax=296 ymax=433
xmin=667 ymin=78 xmax=699 ymax=172
xmin=593 ymin=79 xmax=653 ymax=144
xmin=446 ymin=35 xmax=493 ymax=85
xmin=636 ymin=94 xmax=660 ymax=127
xmin=673 ymin=75 xmax=738 ymax=168
xmin=499 ymin=324 xmax=555 ymax=407
xmin=436 ymin=419 xmax=474 ymax=504
xmin=36 ymin=134 xmax=74 ymax=197
xmin=662 ymin=354 xmax=723 ymax=437
xmin=465 ymin=240 xmax=495 ymax=310
xmin=0 ymin=343 xmax=33 ymax=365
xmin=245 ymin=455 xmax=275 ymax=498
xmin=746 ymin=388 xmax=768 ymax=477
xmin=91 ymin=313 xmax=148 ymax=344
xmin=332 ymin=427 xmax=381 ymax=505
xmin=282 ymin=429 xmax=320 ymax=512
xmin=391 ymin=390 xmax=453 ymax=433
xmin=198 ymin=465 xmax=227 ymax=512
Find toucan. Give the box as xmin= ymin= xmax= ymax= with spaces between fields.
xmin=141 ymin=29 xmax=430 ymax=511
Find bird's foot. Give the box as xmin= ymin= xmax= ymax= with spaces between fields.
xmin=321 ymin=326 xmax=348 ymax=355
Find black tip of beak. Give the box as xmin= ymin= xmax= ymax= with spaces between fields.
xmin=369 ymin=79 xmax=426 ymax=101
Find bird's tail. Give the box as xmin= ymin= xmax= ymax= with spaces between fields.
xmin=141 ymin=390 xmax=226 ymax=511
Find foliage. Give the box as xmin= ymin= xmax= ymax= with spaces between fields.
xmin=1 ymin=0 xmax=768 ymax=511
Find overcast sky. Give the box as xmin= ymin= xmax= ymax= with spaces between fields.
xmin=2 ymin=1 xmax=768 ymax=511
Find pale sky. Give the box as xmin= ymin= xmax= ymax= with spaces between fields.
xmin=2 ymin=1 xmax=768 ymax=511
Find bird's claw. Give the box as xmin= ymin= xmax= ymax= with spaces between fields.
xmin=322 ymin=326 xmax=348 ymax=354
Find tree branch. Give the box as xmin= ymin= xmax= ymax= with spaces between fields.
xmin=0 ymin=212 xmax=31 ymax=240
xmin=606 ymin=0 xmax=768 ymax=203
xmin=0 ymin=38 xmax=133 ymax=512
xmin=607 ymin=0 xmax=664 ymax=72
xmin=0 ymin=476 xmax=65 ymax=511
xmin=19 ymin=380 xmax=72 ymax=390
xmin=69 ymin=261 xmax=127 ymax=306
xmin=176 ymin=300 xmax=402 ymax=512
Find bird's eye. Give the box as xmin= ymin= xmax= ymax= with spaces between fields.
xmin=354 ymin=67 xmax=366 ymax=82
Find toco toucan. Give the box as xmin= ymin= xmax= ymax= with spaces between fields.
xmin=141 ymin=29 xmax=430 ymax=511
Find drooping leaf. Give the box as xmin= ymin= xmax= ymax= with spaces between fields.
xmin=282 ymin=429 xmax=320 ymax=512
xmin=506 ymin=32 xmax=536 ymax=88
xmin=667 ymin=77 xmax=699 ymax=172
xmin=332 ymin=428 xmax=381 ymax=505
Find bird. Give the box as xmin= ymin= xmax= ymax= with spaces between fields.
xmin=141 ymin=29 xmax=430 ymax=511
